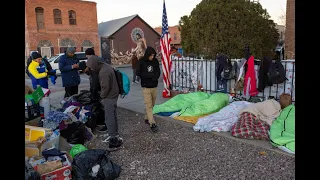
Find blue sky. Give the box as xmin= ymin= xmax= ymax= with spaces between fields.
xmin=87 ymin=0 xmax=286 ymax=27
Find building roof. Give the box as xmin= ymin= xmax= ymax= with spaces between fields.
xmin=154 ymin=25 xmax=181 ymax=45
xmin=98 ymin=14 xmax=137 ymax=37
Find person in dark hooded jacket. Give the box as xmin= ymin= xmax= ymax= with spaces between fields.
xmin=59 ymin=47 xmax=80 ymax=98
xmin=136 ymin=46 xmax=161 ymax=132
xmin=86 ymin=54 xmax=123 ymax=150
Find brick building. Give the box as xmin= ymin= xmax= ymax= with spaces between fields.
xmin=25 ymin=0 xmax=100 ymax=60
xmin=285 ymin=0 xmax=295 ymax=59
xmin=154 ymin=25 xmax=181 ymax=49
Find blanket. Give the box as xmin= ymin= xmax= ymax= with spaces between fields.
xmin=231 ymin=112 xmax=270 ymax=140
xmin=174 ymin=114 xmax=210 ymax=124
xmin=239 ymin=99 xmax=281 ymax=126
xmin=152 ymin=92 xmax=210 ymax=114
xmin=269 ymin=105 xmax=295 ymax=152
xmin=193 ymin=101 xmax=252 ymax=132
xmin=179 ymin=93 xmax=229 ymax=117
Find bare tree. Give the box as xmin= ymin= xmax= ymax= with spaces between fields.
xmin=278 ymin=7 xmax=286 ymax=25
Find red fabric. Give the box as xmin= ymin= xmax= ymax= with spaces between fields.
xmin=244 ymin=56 xmax=258 ymax=96
xmin=231 ymin=112 xmax=270 ymax=140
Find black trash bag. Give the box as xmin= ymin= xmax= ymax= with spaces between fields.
xmin=25 ymin=162 xmax=41 ymax=180
xmin=60 ymin=121 xmax=86 ymax=144
xmin=85 ymin=102 xmax=105 ymax=130
xmin=93 ymin=102 xmax=105 ymax=126
xmin=86 ymin=103 xmax=105 ymax=129
xmin=74 ymin=90 xmax=92 ymax=105
xmin=72 ymin=149 xmax=121 ymax=180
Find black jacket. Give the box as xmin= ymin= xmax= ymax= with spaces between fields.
xmin=258 ymin=57 xmax=272 ymax=92
xmin=216 ymin=55 xmax=227 ymax=80
xmin=136 ymin=46 xmax=161 ymax=88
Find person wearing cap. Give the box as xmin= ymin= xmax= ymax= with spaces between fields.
xmin=28 ymin=52 xmax=56 ymax=89
xmin=59 ymin=47 xmax=81 ymax=97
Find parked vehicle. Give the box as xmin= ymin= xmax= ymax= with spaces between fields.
xmin=48 ymin=52 xmax=87 ymax=75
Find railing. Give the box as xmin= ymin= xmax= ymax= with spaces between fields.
xmin=170 ymin=56 xmax=295 ymax=102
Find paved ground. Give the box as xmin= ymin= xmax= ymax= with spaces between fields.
xmin=89 ymin=108 xmax=295 ymax=180
xmin=25 ymin=66 xmax=295 ymax=179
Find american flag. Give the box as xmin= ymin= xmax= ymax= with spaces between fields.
xmin=160 ymin=0 xmax=172 ymax=96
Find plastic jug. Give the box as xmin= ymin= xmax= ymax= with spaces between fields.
xmin=39 ymin=96 xmax=50 ymax=119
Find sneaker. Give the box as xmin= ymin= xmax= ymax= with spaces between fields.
xmin=150 ymin=124 xmax=158 ymax=132
xmin=145 ymin=119 xmax=150 ymax=125
xmin=107 ymin=136 xmax=123 ymax=151
xmin=102 ymin=135 xmax=112 ymax=143
xmin=98 ymin=126 xmax=108 ymax=132
xmin=134 ymin=81 xmax=139 ymax=84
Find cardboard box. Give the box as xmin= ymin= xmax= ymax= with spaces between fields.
xmin=25 ymin=146 xmax=41 ymax=158
xmin=25 ymin=133 xmax=60 ymax=158
xmin=25 ymin=85 xmax=34 ymax=94
xmin=25 ymin=117 xmax=41 ymax=126
xmin=25 ymin=125 xmax=51 ymax=142
xmin=39 ymin=154 xmax=73 ymax=180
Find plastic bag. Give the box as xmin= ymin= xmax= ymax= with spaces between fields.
xmin=74 ymin=90 xmax=92 ymax=105
xmin=72 ymin=149 xmax=121 ymax=180
xmin=60 ymin=121 xmax=86 ymax=145
xmin=86 ymin=103 xmax=105 ymax=129
xmin=25 ymin=162 xmax=41 ymax=180
xmin=70 ymin=144 xmax=88 ymax=158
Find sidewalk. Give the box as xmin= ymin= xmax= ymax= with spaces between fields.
xmin=49 ymin=82 xmax=294 ymax=157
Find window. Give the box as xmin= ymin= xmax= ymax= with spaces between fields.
xmin=173 ymin=33 xmax=177 ymax=40
xmin=53 ymin=9 xmax=62 ymax=24
xmin=54 ymin=56 xmax=61 ymax=63
xmin=76 ymin=53 xmax=87 ymax=60
xmin=48 ymin=55 xmax=59 ymax=62
xmin=35 ymin=7 xmax=44 ymax=29
xmin=68 ymin=10 xmax=77 ymax=25
xmin=41 ymin=47 xmax=51 ymax=58
xmin=81 ymin=40 xmax=94 ymax=52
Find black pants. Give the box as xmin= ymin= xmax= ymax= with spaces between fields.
xmin=133 ymin=69 xmax=140 ymax=82
xmin=64 ymin=85 xmax=78 ymax=98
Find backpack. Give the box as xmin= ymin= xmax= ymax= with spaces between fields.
xmin=114 ymin=69 xmax=130 ymax=98
xmin=268 ymin=60 xmax=286 ymax=84
xmin=221 ymin=62 xmax=234 ymax=80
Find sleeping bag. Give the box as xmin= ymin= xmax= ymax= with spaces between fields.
xmin=194 ymin=101 xmax=252 ymax=132
xmin=269 ymin=105 xmax=295 ymax=152
xmin=179 ymin=93 xmax=229 ymax=117
xmin=152 ymin=92 xmax=210 ymax=114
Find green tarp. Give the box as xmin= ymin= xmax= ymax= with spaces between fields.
xmin=270 ymin=105 xmax=295 ymax=152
